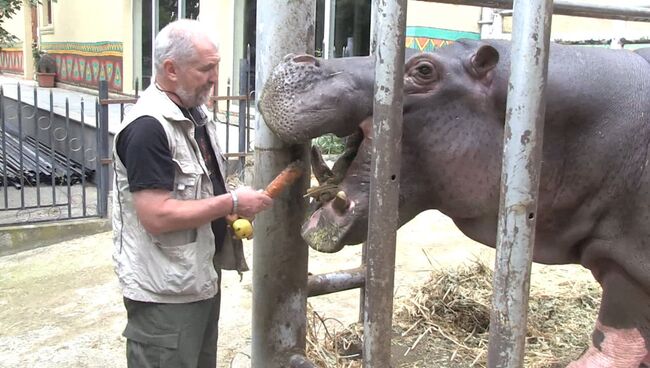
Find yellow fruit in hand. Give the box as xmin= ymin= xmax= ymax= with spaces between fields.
xmin=232 ymin=218 xmax=253 ymax=240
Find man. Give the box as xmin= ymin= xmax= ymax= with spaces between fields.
xmin=112 ymin=19 xmax=272 ymax=367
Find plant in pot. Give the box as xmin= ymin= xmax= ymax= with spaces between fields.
xmin=36 ymin=52 xmax=57 ymax=88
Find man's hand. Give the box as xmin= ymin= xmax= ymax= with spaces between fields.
xmin=233 ymin=187 xmax=272 ymax=218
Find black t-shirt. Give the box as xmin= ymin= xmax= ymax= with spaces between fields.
xmin=116 ymin=108 xmax=228 ymax=247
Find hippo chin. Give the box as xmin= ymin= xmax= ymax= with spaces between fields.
xmin=259 ymin=39 xmax=650 ymax=366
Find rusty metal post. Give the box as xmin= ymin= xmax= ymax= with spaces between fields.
xmin=487 ymin=0 xmax=553 ymax=367
xmin=97 ymin=81 xmax=110 ymax=217
xmin=363 ymin=1 xmax=408 ymax=367
xmin=252 ymin=2 xmax=314 ymax=367
xmin=358 ymin=0 xmax=379 ymax=325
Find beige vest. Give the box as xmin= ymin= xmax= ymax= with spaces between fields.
xmin=112 ymin=85 xmax=247 ymax=303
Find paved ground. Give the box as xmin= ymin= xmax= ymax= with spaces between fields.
xmin=0 ymin=211 xmax=486 ymax=367
xmin=0 ymin=184 xmax=99 ymax=225
xmin=0 ymin=210 xmax=597 ymax=367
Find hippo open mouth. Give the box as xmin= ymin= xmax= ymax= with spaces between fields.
xmin=300 ymin=126 xmax=370 ymax=253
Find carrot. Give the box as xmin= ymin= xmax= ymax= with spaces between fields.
xmin=264 ymin=160 xmax=304 ymax=198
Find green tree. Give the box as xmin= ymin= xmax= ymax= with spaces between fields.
xmin=0 ymin=0 xmax=42 ymax=47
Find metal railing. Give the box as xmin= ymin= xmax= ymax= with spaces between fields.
xmin=1 ymin=58 xmax=255 ymax=226
xmin=0 ymin=85 xmax=100 ymax=225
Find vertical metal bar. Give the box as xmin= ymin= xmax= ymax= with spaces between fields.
xmin=17 ymin=83 xmax=24 ymax=208
xmin=120 ymin=103 xmax=125 ymax=121
xmin=369 ymin=0 xmax=378 ymax=55
xmin=152 ymin=0 xmax=159 ymax=81
xmin=358 ymin=241 xmax=367 ymax=323
xmin=98 ymin=81 xmax=110 ymax=217
xmin=487 ymin=0 xmax=553 ymax=367
xmin=238 ymin=58 xmax=248 ymax=169
xmin=1 ymin=87 xmax=7 ymax=209
xmin=324 ymin=0 xmax=336 ymax=58
xmin=360 ymin=0 xmax=379 ymax=325
xmin=135 ymin=78 xmax=140 ymax=98
xmin=225 ymin=79 xmax=230 ymax=152
xmin=34 ymin=88 xmax=41 ymax=206
xmin=50 ymin=90 xmax=56 ymax=205
xmin=81 ymin=99 xmax=87 ymax=217
xmin=324 ymin=0 xmax=332 ymax=58
xmin=252 ymin=1 xmax=314 ymax=367
xmin=363 ymin=1 xmax=407 ymax=367
xmin=246 ymin=44 xmax=252 ymax=153
xmin=95 ymin=99 xmax=101 ymax=215
xmin=65 ymin=99 xmax=72 ymax=218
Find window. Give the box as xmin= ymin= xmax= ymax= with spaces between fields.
xmin=138 ymin=0 xmax=201 ymax=89
xmin=40 ymin=0 xmax=54 ymax=34
xmin=43 ymin=0 xmax=52 ymax=26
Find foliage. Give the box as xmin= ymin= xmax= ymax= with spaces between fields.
xmin=313 ymin=134 xmax=345 ymax=155
xmin=31 ymin=40 xmax=41 ymax=62
xmin=0 ymin=1 xmax=55 ymax=48
xmin=36 ymin=51 xmax=55 ymax=72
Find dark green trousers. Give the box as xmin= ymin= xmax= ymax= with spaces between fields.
xmin=122 ymin=292 xmax=221 ymax=368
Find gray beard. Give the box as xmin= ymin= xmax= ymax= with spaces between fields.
xmin=176 ymin=86 xmax=209 ymax=108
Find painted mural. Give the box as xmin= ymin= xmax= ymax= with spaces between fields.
xmin=41 ymin=41 xmax=123 ymax=92
xmin=0 ymin=48 xmax=24 ymax=74
xmin=406 ymin=26 xmax=480 ymax=52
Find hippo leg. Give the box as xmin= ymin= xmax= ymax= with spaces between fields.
xmin=568 ymin=266 xmax=649 ymax=367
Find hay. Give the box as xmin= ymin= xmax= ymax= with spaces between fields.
xmin=306 ymin=262 xmax=601 ymax=368
xmin=394 ymin=261 xmax=601 ymax=367
xmin=305 ymin=304 xmax=363 ymax=368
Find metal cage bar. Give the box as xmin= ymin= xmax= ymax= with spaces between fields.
xmin=419 ymin=0 xmax=650 ymax=22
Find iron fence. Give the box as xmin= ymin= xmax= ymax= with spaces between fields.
xmin=0 ymin=85 xmax=100 ymax=225
xmin=0 ymin=57 xmax=255 ymax=226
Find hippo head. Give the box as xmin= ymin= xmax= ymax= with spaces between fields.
xmin=259 ymin=40 xmax=505 ymax=252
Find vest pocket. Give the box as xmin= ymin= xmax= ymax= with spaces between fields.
xmin=142 ymin=240 xmax=199 ymax=295
xmin=172 ymin=159 xmax=201 ymax=200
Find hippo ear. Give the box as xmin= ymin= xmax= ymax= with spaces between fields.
xmin=470 ymin=45 xmax=499 ymax=79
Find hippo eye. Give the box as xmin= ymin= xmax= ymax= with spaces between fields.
xmin=417 ymin=65 xmax=433 ymax=75
xmin=405 ymin=57 xmax=439 ymax=93
xmin=410 ymin=60 xmax=438 ymax=83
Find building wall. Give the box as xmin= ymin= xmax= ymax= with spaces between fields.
xmin=199 ymin=0 xmax=235 ymax=97
xmin=0 ymin=6 xmax=29 ymax=76
xmin=550 ymin=0 xmax=650 ymax=42
xmin=38 ymin=0 xmax=129 ymax=92
xmin=502 ymin=15 xmax=650 ymax=43
xmin=406 ymin=2 xmax=481 ymax=51
xmin=406 ymin=1 xmax=650 ymax=50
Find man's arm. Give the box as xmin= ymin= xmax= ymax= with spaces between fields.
xmin=133 ymin=188 xmax=271 ymax=236
xmin=133 ymin=189 xmax=232 ymax=235
xmin=117 ymin=116 xmax=272 ymax=236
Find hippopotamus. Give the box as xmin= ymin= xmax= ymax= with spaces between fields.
xmin=258 ymin=39 xmax=650 ymax=367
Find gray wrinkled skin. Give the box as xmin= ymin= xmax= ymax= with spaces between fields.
xmin=259 ymin=54 xmax=377 ymax=142
xmin=259 ymin=39 xmax=650 ymax=362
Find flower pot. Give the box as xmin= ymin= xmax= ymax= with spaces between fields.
xmin=37 ymin=72 xmax=56 ymax=88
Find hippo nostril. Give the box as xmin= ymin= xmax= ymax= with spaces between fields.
xmin=293 ymin=54 xmax=318 ymax=65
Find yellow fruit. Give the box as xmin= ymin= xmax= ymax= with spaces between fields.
xmin=232 ymin=218 xmax=253 ymax=240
